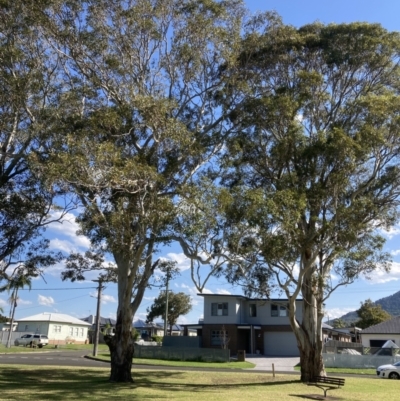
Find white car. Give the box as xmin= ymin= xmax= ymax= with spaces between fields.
xmin=376 ymin=361 xmax=400 ymax=379
xmin=14 ymin=334 xmax=49 ymax=348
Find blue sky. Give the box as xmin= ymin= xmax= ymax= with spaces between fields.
xmin=4 ymin=0 xmax=400 ymax=327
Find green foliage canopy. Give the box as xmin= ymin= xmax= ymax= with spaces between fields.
xmin=356 ymin=299 xmax=392 ymax=329
xmin=146 ymin=291 xmax=192 ymax=334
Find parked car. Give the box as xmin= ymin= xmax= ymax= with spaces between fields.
xmin=376 ymin=361 xmax=400 ymax=379
xmin=14 ymin=334 xmax=49 ymax=348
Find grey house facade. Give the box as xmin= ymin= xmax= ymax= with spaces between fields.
xmin=186 ymin=294 xmax=304 ymax=356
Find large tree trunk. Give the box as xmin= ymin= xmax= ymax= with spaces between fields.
xmin=105 ymin=253 xmax=136 ymax=383
xmin=105 ymin=301 xmax=135 ymax=382
xmin=106 ymin=246 xmax=156 ymax=382
xmin=288 ymin=268 xmax=326 ymax=382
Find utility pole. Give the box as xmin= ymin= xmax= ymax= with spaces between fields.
xmin=6 ymin=287 xmax=18 ymax=348
xmin=163 ymin=276 xmax=169 ymax=337
xmin=92 ymin=279 xmax=104 ymax=357
xmin=164 ymin=265 xmax=174 ymax=337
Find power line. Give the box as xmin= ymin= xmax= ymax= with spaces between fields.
xmin=16 ymin=294 xmax=91 ymax=311
xmin=18 ymin=287 xmax=97 ymax=291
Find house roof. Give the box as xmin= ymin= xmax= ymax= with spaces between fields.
xmin=197 ymin=293 xmax=303 ymax=302
xmin=133 ymin=319 xmax=163 ymax=329
xmin=322 ymin=323 xmax=352 ymax=337
xmin=17 ymin=313 xmax=91 ymax=326
xmin=361 ymin=316 xmax=400 ymax=334
xmin=80 ymin=315 xmax=116 ymax=326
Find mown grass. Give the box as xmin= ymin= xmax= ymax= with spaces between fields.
xmin=93 ymin=353 xmax=256 ymax=369
xmin=294 ymin=365 xmax=377 ymax=375
xmin=0 ymin=364 xmax=395 ymax=401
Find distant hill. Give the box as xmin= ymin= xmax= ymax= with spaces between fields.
xmin=329 ymin=290 xmax=400 ymax=326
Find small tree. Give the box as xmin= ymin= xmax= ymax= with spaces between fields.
xmin=220 ymin=325 xmax=230 ymax=349
xmin=332 ymin=319 xmax=347 ymax=329
xmin=356 ymin=299 xmax=392 ymax=329
xmin=146 ymin=291 xmax=192 ymax=335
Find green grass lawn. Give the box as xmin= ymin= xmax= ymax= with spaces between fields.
xmin=0 ymin=364 xmax=395 ymax=400
xmin=294 ymin=365 xmax=377 ymax=375
xmin=93 ymin=353 xmax=255 ymax=369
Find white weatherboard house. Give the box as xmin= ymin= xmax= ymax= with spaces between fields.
xmin=16 ymin=313 xmax=91 ymax=344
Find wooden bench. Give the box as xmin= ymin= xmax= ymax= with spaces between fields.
xmin=307 ymin=376 xmax=345 ymax=398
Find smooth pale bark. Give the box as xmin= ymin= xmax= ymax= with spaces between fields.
xmin=105 ymin=240 xmax=156 ymax=382
xmin=104 ymin=252 xmax=136 ymax=382
xmin=287 ymin=263 xmax=326 ymax=382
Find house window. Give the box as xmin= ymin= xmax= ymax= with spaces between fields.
xmin=271 ymin=304 xmax=288 ymax=317
xmin=80 ymin=328 xmax=84 ymax=337
xmin=75 ymin=327 xmax=79 ymax=336
xmin=211 ymin=330 xmax=229 ymax=346
xmin=53 ymin=325 xmax=61 ymax=333
xmin=211 ymin=303 xmax=228 ymax=316
xmin=249 ymin=304 xmax=257 ymax=317
xmin=69 ymin=327 xmax=74 ymax=336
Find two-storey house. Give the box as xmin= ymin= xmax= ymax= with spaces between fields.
xmin=186 ymin=294 xmax=303 ymax=356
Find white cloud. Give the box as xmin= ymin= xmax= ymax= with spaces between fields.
xmin=324 ymin=307 xmax=355 ymax=320
xmin=180 ymin=283 xmax=197 ymax=295
xmin=378 ymin=225 xmax=400 ymax=240
xmin=217 ymin=289 xmax=231 ymax=295
xmin=364 ymin=261 xmax=400 ymax=284
xmin=89 ymin=291 xmax=116 ymax=305
xmin=391 ymin=249 xmax=400 ymax=256
xmin=38 ymin=295 xmax=55 ymax=306
xmin=49 ymin=239 xmax=79 ymax=254
xmin=0 ymin=298 xmax=7 ymax=308
xmin=102 ymin=294 xmax=117 ymax=304
xmin=43 ymin=261 xmax=66 ymax=278
xmin=190 ymin=297 xmax=199 ymax=306
xmin=47 ymin=211 xmax=91 ymax=252
xmin=17 ymin=299 xmax=32 ymax=306
xmin=133 ymin=312 xmax=147 ymax=321
xmin=177 ymin=315 xmax=190 ymax=324
xmin=161 ymin=253 xmax=191 ymax=271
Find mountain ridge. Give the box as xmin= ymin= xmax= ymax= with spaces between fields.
xmin=332 ymin=290 xmax=400 ymax=325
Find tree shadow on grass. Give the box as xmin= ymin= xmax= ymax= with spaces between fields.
xmin=0 ymin=366 xmax=302 ymax=400
xmin=290 ymin=393 xmax=344 ymax=400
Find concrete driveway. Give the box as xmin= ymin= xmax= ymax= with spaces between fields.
xmin=245 ymin=355 xmax=300 ymax=372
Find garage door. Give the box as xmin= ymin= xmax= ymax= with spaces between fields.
xmin=264 ymin=332 xmax=299 ymax=356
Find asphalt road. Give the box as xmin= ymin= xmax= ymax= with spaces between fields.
xmin=0 ymin=350 xmax=107 ymax=368
xmin=0 ymin=350 xmax=301 ymax=375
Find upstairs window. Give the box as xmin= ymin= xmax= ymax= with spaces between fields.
xmin=271 ymin=304 xmax=288 ymax=317
xmin=211 ymin=302 xmax=228 ymax=316
xmin=249 ymin=304 xmax=257 ymax=317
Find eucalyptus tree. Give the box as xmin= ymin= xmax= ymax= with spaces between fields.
xmin=0 ymin=0 xmax=71 ymax=276
xmin=146 ymin=291 xmax=192 ymax=335
xmin=355 ymin=299 xmax=392 ymax=329
xmin=43 ymin=0 xmax=244 ymax=382
xmin=217 ymin=20 xmax=400 ymax=381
